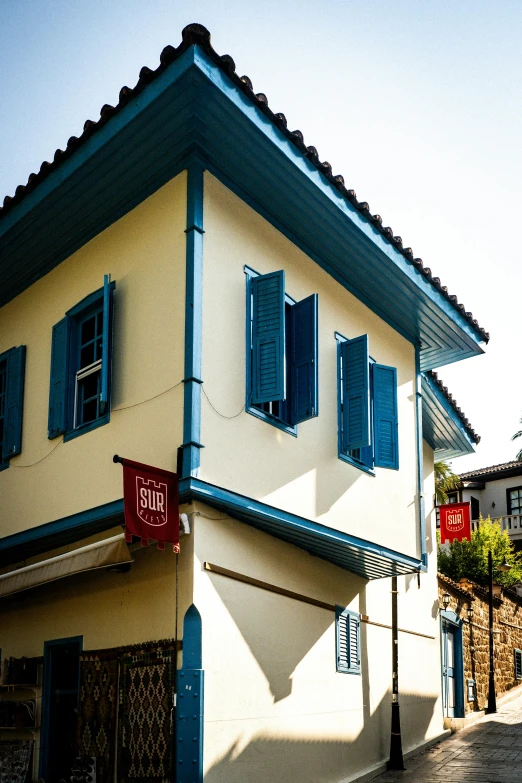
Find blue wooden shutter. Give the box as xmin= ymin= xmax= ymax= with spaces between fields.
xmin=515 ymin=649 xmax=522 ymax=680
xmin=340 ymin=335 xmax=370 ymax=451
xmin=100 ymin=275 xmax=115 ymax=412
xmin=48 ymin=318 xmax=69 ymax=438
xmin=2 ymin=346 xmax=26 ymax=460
xmin=289 ymin=294 xmax=318 ymax=424
xmin=374 ymin=364 xmax=399 ymax=469
xmin=336 ymin=607 xmax=361 ymax=674
xmin=251 ymin=271 xmax=285 ymax=404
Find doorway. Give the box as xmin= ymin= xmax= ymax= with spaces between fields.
xmin=40 ymin=636 xmax=82 ymax=783
xmin=441 ymin=617 xmax=464 ymax=718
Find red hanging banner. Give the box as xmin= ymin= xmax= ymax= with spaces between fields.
xmin=439 ymin=502 xmax=471 ymax=544
xmin=118 ymin=457 xmax=179 ymax=552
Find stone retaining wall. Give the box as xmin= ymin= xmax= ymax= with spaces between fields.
xmin=438 ymin=574 xmax=522 ymax=713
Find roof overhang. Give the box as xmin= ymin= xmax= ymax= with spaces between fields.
xmin=179 ymin=477 xmax=422 ymax=580
xmin=422 ymin=372 xmax=477 ymax=460
xmin=0 ymin=46 xmax=484 ymax=371
xmin=0 ymin=483 xmax=422 ymax=581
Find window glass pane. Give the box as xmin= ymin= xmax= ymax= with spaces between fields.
xmin=81 ymin=315 xmax=96 ymax=345
xmin=80 ymin=342 xmax=95 ymax=368
xmin=77 ymin=370 xmax=100 ymax=425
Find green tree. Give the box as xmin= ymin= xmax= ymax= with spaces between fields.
xmin=434 ymin=460 xmax=461 ymax=505
xmin=438 ymin=516 xmax=522 ymax=588
xmin=512 ymin=418 xmax=522 ymax=461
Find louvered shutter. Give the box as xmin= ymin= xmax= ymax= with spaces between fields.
xmin=251 ymin=271 xmax=285 ymax=404
xmin=48 ymin=318 xmax=69 ymax=438
xmin=340 ymin=335 xmax=370 ymax=451
xmin=336 ymin=607 xmax=361 ymax=674
xmin=100 ymin=275 xmax=115 ymax=412
xmin=2 ymin=346 xmax=26 ymax=460
xmin=374 ymin=364 xmax=399 ymax=469
xmin=289 ymin=294 xmax=318 ymax=424
xmin=515 ymin=649 xmax=522 ymax=680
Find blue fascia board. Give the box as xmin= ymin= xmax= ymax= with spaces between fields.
xmin=179 ymin=476 xmax=422 ymax=579
xmin=0 ymin=499 xmax=124 ymax=568
xmin=0 ymin=47 xmax=485 ymax=370
xmin=191 ymin=50 xmax=485 ymax=355
xmin=421 ymin=373 xmax=475 ymax=459
xmin=0 ymin=47 xmax=198 ymax=241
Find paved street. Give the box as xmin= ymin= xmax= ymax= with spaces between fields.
xmin=374 ymin=692 xmax=522 ymax=783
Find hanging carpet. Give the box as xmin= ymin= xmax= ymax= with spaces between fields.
xmin=117 ymin=646 xmax=176 ymax=783
xmin=77 ymin=649 xmax=119 ymax=783
xmin=0 ymin=739 xmax=33 ymax=783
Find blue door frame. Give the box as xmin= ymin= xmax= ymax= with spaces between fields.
xmin=39 ymin=635 xmax=83 ymax=782
xmin=440 ymin=611 xmax=464 ymax=718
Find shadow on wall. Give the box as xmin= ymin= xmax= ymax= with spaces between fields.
xmin=207 ymin=568 xmax=364 ymax=703
xmin=204 ymin=690 xmax=440 ymax=783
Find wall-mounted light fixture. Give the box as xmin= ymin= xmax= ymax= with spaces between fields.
xmin=467 ymin=604 xmax=474 ymax=621
xmin=441 ymin=592 xmax=451 ymax=611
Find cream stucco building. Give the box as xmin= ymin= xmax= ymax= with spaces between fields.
xmin=0 ymin=24 xmax=486 ymax=783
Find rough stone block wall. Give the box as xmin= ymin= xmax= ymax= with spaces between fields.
xmin=438 ymin=575 xmax=522 ymax=713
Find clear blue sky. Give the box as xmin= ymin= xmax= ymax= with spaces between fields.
xmin=2 ymin=1 xmax=521 ymax=473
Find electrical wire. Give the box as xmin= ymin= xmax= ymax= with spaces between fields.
xmin=202 ymin=386 xmax=244 ymax=419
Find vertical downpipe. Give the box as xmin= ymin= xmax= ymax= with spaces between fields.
xmin=387 ymin=576 xmax=405 ymax=770
xmin=182 ymin=163 xmax=205 ymax=479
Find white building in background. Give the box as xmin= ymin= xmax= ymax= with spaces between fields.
xmin=0 ymin=24 xmax=486 ymax=783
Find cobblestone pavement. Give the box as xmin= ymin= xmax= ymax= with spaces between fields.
xmin=373 ymin=692 xmax=522 ymax=783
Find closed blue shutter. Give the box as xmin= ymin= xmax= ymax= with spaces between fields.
xmin=251 ymin=271 xmax=285 ymax=404
xmin=100 ymin=275 xmax=115 ymax=411
xmin=48 ymin=318 xmax=69 ymax=438
xmin=340 ymin=335 xmax=370 ymax=451
xmin=515 ymin=649 xmax=522 ymax=680
xmin=2 ymin=346 xmax=26 ymax=459
xmin=336 ymin=606 xmax=361 ymax=674
xmin=289 ymin=294 xmax=318 ymax=425
xmin=374 ymin=364 xmax=399 ymax=469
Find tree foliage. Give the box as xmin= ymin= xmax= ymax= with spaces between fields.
xmin=438 ymin=516 xmax=522 ymax=588
xmin=434 ymin=460 xmax=461 ymax=505
xmin=512 ymin=418 xmax=522 ymax=461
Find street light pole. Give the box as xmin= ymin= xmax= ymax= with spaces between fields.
xmin=486 ymin=553 xmax=512 ymax=713
xmin=486 ymin=549 xmax=496 ymax=714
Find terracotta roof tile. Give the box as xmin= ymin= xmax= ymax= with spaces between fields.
xmin=0 ymin=23 xmax=489 ymax=344
xmin=425 ymin=370 xmax=481 ymax=445
xmin=458 ymin=460 xmax=522 ymax=480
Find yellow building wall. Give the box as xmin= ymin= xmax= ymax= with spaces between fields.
xmin=192 ymin=500 xmax=445 ymax=783
xmin=0 ymin=173 xmax=187 ymax=536
xmin=200 ymin=173 xmax=419 ymax=558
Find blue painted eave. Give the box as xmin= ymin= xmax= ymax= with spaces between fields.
xmin=0 ymin=47 xmax=485 ymax=371
xmin=179 ymin=477 xmax=422 ymax=580
xmin=421 ymin=373 xmax=476 ymax=460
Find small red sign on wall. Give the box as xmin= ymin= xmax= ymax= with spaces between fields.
xmin=439 ymin=502 xmax=471 ymax=544
xmin=119 ymin=457 xmax=179 ymax=551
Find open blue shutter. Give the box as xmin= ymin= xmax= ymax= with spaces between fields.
xmin=100 ymin=275 xmax=115 ymax=412
xmin=289 ymin=294 xmax=318 ymax=425
xmin=374 ymin=364 xmax=399 ymax=469
xmin=340 ymin=335 xmax=370 ymax=451
xmin=3 ymin=346 xmax=26 ymax=460
xmin=251 ymin=271 xmax=285 ymax=404
xmin=48 ymin=318 xmax=69 ymax=438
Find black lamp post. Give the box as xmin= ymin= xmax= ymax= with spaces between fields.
xmin=486 ymin=553 xmax=511 ymax=714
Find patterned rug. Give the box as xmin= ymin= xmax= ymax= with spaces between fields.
xmin=0 ymin=739 xmax=33 ymax=783
xmin=117 ymin=647 xmax=176 ymax=783
xmin=77 ymin=649 xmax=119 ymax=783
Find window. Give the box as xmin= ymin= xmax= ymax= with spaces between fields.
xmin=48 ymin=276 xmax=115 ymax=441
xmin=515 ymin=648 xmax=522 ymax=680
xmin=245 ymin=267 xmax=318 ymax=434
xmin=470 ymin=496 xmax=480 ymax=520
xmin=0 ymin=346 xmax=26 ymax=469
xmin=336 ymin=606 xmax=361 ymax=674
xmin=337 ymin=333 xmax=398 ymax=472
xmin=508 ymin=488 xmax=522 ymax=516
